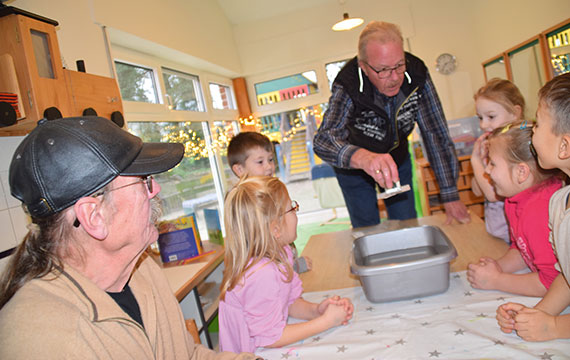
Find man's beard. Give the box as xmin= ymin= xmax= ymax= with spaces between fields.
xmin=150 ymin=196 xmax=163 ymax=225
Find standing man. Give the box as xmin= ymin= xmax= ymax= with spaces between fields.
xmin=0 ymin=117 xmax=257 ymax=359
xmin=314 ymin=21 xmax=470 ymax=227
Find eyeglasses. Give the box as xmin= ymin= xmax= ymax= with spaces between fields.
xmin=284 ymin=200 xmax=299 ymax=215
xmin=91 ymin=176 xmax=153 ymax=198
xmin=363 ymin=61 xmax=406 ymax=79
xmin=73 ymin=176 xmax=153 ymax=227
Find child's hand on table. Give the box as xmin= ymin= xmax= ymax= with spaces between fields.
xmin=321 ymin=302 xmax=350 ymax=327
xmin=496 ymin=302 xmax=525 ymax=333
xmin=467 ymin=257 xmax=502 ymax=289
xmin=318 ymin=296 xmax=354 ymax=325
xmin=513 ymin=307 xmax=558 ymax=342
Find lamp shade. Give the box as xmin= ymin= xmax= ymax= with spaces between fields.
xmin=332 ymin=12 xmax=364 ymax=31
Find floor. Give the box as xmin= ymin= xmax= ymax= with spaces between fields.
xmin=284 ymin=177 xmax=352 ymax=254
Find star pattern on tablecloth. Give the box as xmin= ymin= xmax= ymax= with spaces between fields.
xmin=496 ymin=296 xmax=506 ymax=301
xmin=337 ymin=345 xmax=347 ymax=353
xmin=281 ymin=353 xmax=291 ymax=359
xmin=415 ymin=299 xmax=423 ymax=304
xmin=421 ymin=321 xmax=430 ymax=326
xmin=366 ymin=329 xmax=376 ymax=335
xmin=540 ymin=352 xmax=554 ymax=360
xmin=464 ymin=291 xmax=473 ymax=296
xmin=493 ymin=340 xmax=505 ymax=345
xmin=453 ymin=274 xmax=461 ymax=279
xmin=312 ymin=336 xmax=321 ymax=342
xmin=429 ymin=350 xmax=441 ymax=357
xmin=442 ymin=305 xmax=452 ymax=310
xmin=366 ymin=306 xmax=374 ymax=311
xmin=395 ymin=339 xmax=406 ymax=345
xmin=477 ymin=313 xmax=488 ymax=318
xmin=454 ymin=328 xmax=465 ymax=335
xmin=391 ymin=314 xmax=401 ymax=318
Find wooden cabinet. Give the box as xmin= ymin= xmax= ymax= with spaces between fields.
xmin=416 ymin=155 xmax=484 ymax=218
xmin=0 ymin=11 xmax=73 ymax=135
xmin=0 ymin=7 xmax=123 ymax=135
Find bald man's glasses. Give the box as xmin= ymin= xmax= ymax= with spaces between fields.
xmin=363 ymin=61 xmax=406 ymax=79
xmin=73 ymin=176 xmax=153 ymax=227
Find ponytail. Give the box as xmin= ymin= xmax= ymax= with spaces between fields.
xmin=0 ymin=211 xmax=71 ymax=309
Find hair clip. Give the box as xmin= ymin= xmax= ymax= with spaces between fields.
xmin=500 ymin=123 xmax=513 ymax=134
xmin=529 ymin=141 xmax=538 ymax=157
xmin=520 ymin=119 xmax=528 ymax=129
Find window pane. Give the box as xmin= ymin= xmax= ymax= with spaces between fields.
xmin=325 ymin=59 xmax=348 ymax=89
xmin=509 ymin=41 xmax=545 ymax=120
xmin=115 ymin=61 xmax=159 ymax=103
xmin=547 ymin=24 xmax=570 ymax=76
xmin=30 ymin=30 xmax=54 ymax=79
xmin=210 ymin=120 xmax=239 ymax=188
xmin=162 ymin=68 xmax=204 ymax=111
xmin=128 ymin=121 xmax=220 ymax=240
xmin=254 ymin=71 xmax=318 ymax=106
xmin=483 ymin=58 xmax=507 ymax=80
xmin=209 ymin=83 xmax=235 ymax=110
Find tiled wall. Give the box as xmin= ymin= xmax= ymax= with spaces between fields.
xmin=0 ymin=136 xmax=29 ymax=274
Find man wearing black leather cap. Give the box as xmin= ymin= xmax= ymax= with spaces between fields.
xmin=0 ymin=117 xmax=257 ymax=359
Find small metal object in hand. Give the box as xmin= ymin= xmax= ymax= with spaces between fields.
xmin=378 ymin=181 xmax=411 ymax=200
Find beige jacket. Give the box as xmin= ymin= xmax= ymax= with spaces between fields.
xmin=0 ymin=255 xmax=256 ymax=360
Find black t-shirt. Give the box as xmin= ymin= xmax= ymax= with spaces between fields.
xmin=107 ymin=283 xmax=144 ymax=327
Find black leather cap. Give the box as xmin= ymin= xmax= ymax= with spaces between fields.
xmin=9 ymin=116 xmax=184 ymax=218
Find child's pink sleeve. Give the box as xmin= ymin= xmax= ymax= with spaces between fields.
xmin=241 ymin=264 xmax=298 ymax=348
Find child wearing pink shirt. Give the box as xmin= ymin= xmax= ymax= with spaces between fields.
xmin=219 ymin=176 xmax=353 ymax=353
xmin=467 ymin=122 xmax=561 ymax=296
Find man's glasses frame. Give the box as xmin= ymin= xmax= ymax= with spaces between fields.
xmin=73 ymin=176 xmax=153 ymax=227
xmin=363 ymin=60 xmax=406 ymax=79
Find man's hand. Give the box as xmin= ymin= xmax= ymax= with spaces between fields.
xmin=350 ymin=148 xmax=398 ymax=188
xmin=443 ymin=200 xmax=470 ymax=224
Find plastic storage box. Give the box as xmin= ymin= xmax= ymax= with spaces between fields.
xmin=350 ymin=226 xmax=457 ymax=303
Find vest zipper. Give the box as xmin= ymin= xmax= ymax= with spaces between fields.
xmin=388 ymin=86 xmax=419 ymax=153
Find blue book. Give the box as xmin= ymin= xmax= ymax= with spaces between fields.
xmin=204 ymin=208 xmax=223 ymax=245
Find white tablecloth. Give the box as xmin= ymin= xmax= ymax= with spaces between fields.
xmin=256 ymin=271 xmax=569 ymax=359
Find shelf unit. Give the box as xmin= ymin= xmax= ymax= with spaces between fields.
xmin=416 ymin=155 xmax=484 ymax=218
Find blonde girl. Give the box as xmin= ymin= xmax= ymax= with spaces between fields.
xmin=218 ymin=176 xmax=353 ymax=353
xmin=471 ymin=79 xmax=526 ymax=242
xmin=467 ymin=122 xmax=561 ymax=296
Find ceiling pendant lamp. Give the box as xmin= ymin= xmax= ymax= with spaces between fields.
xmin=332 ymin=12 xmax=363 ymax=31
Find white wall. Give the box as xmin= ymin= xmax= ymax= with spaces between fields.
xmin=0 ymin=136 xmax=29 ymax=274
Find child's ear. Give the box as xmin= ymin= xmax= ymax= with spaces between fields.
xmin=516 ymin=163 xmax=530 ymax=184
xmin=270 ymin=220 xmax=281 ymax=240
xmin=232 ymin=164 xmax=245 ymax=177
xmin=559 ymin=135 xmax=570 ymax=160
xmin=513 ymin=105 xmax=522 ymax=120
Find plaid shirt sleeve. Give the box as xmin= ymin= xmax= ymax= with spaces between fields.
xmin=313 ymin=84 xmax=361 ymax=168
xmin=416 ymin=72 xmax=460 ymax=203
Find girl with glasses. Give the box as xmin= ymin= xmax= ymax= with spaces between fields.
xmin=218 ymin=176 xmax=353 ymax=353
